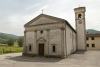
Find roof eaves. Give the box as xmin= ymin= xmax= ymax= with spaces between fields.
xmin=64 ymin=20 xmax=76 ymax=33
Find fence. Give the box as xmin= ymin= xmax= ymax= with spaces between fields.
xmin=0 ymin=48 xmax=23 ymax=54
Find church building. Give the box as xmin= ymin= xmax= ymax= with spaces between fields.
xmin=23 ymin=7 xmax=86 ymax=58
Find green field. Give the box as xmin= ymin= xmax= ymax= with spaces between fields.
xmin=0 ymin=45 xmax=23 ymax=55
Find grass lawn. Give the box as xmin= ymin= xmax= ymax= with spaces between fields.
xmin=0 ymin=45 xmax=23 ymax=55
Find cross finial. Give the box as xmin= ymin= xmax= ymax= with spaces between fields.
xmin=42 ymin=9 xmax=43 ymax=14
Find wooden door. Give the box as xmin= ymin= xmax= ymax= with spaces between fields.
xmin=39 ymin=44 xmax=44 ymax=56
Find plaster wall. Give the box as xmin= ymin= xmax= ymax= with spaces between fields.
xmin=26 ymin=31 xmax=34 ymax=54
xmin=37 ymin=30 xmax=46 ymax=40
xmin=36 ymin=30 xmax=47 ymax=54
xmin=30 ymin=17 xmax=57 ymax=26
xmin=66 ymin=24 xmax=76 ymax=55
xmin=77 ymin=19 xmax=86 ymax=50
xmin=72 ymin=31 xmax=77 ymax=52
xmin=86 ymin=37 xmax=100 ymax=50
xmin=49 ymin=29 xmax=61 ymax=56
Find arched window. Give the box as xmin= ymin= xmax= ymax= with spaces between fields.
xmin=78 ymin=14 xmax=82 ymax=19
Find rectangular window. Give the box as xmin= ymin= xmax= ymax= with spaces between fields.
xmin=29 ymin=45 xmax=31 ymax=51
xmin=91 ymin=37 xmax=94 ymax=40
xmin=53 ymin=46 xmax=55 ymax=52
xmin=87 ymin=44 xmax=89 ymax=47
xmin=86 ymin=37 xmax=88 ymax=40
xmin=92 ymin=44 xmax=95 ymax=47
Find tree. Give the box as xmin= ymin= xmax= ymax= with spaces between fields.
xmin=7 ymin=39 xmax=14 ymax=47
xmin=17 ymin=38 xmax=23 ymax=47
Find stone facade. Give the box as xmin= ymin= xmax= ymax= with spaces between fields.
xmin=23 ymin=7 xmax=86 ymax=58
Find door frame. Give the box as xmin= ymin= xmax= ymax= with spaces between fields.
xmin=38 ymin=44 xmax=44 ymax=56
xmin=36 ymin=37 xmax=46 ymax=56
xmin=37 ymin=43 xmax=45 ymax=56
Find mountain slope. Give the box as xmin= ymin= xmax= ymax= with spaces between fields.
xmin=0 ymin=33 xmax=23 ymax=44
xmin=0 ymin=29 xmax=100 ymax=44
xmin=0 ymin=33 xmax=23 ymax=39
xmin=86 ymin=29 xmax=100 ymax=34
xmin=0 ymin=33 xmax=15 ymax=40
xmin=5 ymin=33 xmax=23 ymax=39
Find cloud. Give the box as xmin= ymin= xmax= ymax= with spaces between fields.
xmin=26 ymin=4 xmax=40 ymax=10
xmin=39 ymin=5 xmax=49 ymax=11
xmin=0 ymin=0 xmax=100 ymax=36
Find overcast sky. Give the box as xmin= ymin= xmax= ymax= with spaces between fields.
xmin=0 ymin=0 xmax=100 ymax=36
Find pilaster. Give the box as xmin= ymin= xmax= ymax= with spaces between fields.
xmin=46 ymin=29 xmax=50 ymax=56
xmin=23 ymin=31 xmax=26 ymax=54
xmin=34 ymin=30 xmax=37 ymax=54
xmin=61 ymin=28 xmax=66 ymax=58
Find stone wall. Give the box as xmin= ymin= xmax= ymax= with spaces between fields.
xmin=25 ymin=23 xmax=63 ymax=56
xmin=30 ymin=17 xmax=57 ymax=26
xmin=49 ymin=29 xmax=61 ymax=56
xmin=26 ymin=31 xmax=34 ymax=54
xmin=66 ymin=24 xmax=76 ymax=55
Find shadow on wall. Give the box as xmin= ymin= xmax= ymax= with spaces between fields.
xmin=72 ymin=51 xmax=87 ymax=54
xmin=5 ymin=56 xmax=63 ymax=62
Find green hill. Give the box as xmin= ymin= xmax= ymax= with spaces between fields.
xmin=4 ymin=33 xmax=23 ymax=39
xmin=0 ymin=33 xmax=23 ymax=44
xmin=86 ymin=29 xmax=100 ymax=34
xmin=0 ymin=29 xmax=100 ymax=44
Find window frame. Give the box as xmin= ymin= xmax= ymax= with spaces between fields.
xmin=86 ymin=37 xmax=88 ymax=40
xmin=29 ymin=45 xmax=32 ymax=51
xmin=53 ymin=46 xmax=55 ymax=52
xmin=92 ymin=44 xmax=95 ymax=47
xmin=52 ymin=44 xmax=57 ymax=53
xmin=91 ymin=37 xmax=94 ymax=40
xmin=86 ymin=44 xmax=89 ymax=47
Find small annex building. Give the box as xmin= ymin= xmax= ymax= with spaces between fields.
xmin=23 ymin=7 xmax=86 ymax=58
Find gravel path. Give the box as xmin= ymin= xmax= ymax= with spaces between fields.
xmin=0 ymin=51 xmax=100 ymax=67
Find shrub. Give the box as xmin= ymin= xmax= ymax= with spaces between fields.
xmin=17 ymin=38 xmax=23 ymax=47
xmin=45 ymin=54 xmax=48 ymax=57
xmin=32 ymin=54 xmax=35 ymax=56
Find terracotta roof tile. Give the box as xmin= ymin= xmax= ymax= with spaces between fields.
xmin=86 ymin=33 xmax=100 ymax=37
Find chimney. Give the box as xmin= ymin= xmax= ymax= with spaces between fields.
xmin=87 ymin=32 xmax=88 ymax=34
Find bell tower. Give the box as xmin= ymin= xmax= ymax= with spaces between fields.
xmin=74 ymin=7 xmax=86 ymax=50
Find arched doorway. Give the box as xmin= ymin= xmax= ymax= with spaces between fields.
xmin=37 ymin=37 xmax=46 ymax=56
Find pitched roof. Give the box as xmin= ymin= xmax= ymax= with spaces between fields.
xmin=24 ymin=14 xmax=76 ymax=33
xmin=86 ymin=33 xmax=100 ymax=37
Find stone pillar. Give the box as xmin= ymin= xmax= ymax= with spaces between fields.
xmin=46 ymin=29 xmax=50 ymax=57
xmin=61 ymin=28 xmax=66 ymax=58
xmin=34 ymin=30 xmax=37 ymax=55
xmin=23 ymin=31 xmax=26 ymax=54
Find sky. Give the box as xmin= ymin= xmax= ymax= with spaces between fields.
xmin=0 ymin=0 xmax=100 ymax=36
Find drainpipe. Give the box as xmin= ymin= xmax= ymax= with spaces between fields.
xmin=72 ymin=31 xmax=74 ymax=53
xmin=65 ymin=21 xmax=67 ymax=56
